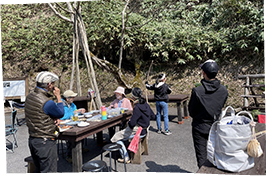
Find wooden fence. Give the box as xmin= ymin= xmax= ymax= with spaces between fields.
xmin=238 ymin=74 xmax=265 ymax=110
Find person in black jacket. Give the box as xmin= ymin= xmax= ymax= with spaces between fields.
xmin=189 ymin=59 xmax=228 ymax=168
xmin=146 ymin=73 xmax=172 ymax=135
xmin=111 ymin=87 xmax=155 ymax=163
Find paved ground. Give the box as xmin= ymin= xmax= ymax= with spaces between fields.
xmin=5 ymin=107 xmax=199 ymax=173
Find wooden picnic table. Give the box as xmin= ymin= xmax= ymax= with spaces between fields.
xmin=197 ymin=123 xmax=266 ymax=175
xmin=58 ymin=110 xmax=133 ymax=172
xmin=145 ymin=94 xmax=189 ymax=124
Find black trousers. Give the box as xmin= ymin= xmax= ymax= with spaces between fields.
xmin=192 ymin=128 xmax=209 ymax=169
xmin=28 ymin=137 xmax=57 ymax=173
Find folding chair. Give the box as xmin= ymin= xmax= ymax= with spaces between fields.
xmin=8 ymin=100 xmax=25 ymax=126
xmin=6 ymin=110 xmax=18 ymax=153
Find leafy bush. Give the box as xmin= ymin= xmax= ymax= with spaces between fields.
xmin=1 ymin=0 xmax=264 ymax=74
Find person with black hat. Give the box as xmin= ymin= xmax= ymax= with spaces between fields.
xmin=189 ymin=59 xmax=228 ymax=168
xmin=25 ymin=71 xmax=65 ymax=173
xmin=110 ymin=87 xmax=155 ymax=163
xmin=145 ymin=73 xmax=172 ymax=135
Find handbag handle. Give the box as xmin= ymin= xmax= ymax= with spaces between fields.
xmin=220 ymin=106 xmax=235 ymax=119
xmin=236 ymin=111 xmax=254 ymax=121
xmin=207 ymin=121 xmax=219 ymax=166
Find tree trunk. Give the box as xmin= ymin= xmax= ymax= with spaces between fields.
xmin=48 ymin=2 xmax=144 ymax=108
xmin=74 ymin=7 xmax=82 ymax=96
xmin=75 ymin=8 xmax=102 ymax=109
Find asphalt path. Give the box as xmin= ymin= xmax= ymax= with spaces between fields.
xmin=5 ymin=107 xmax=199 ymax=173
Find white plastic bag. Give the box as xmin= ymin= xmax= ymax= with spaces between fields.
xmin=207 ymin=106 xmax=254 ymax=172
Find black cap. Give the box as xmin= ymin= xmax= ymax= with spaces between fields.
xmin=131 ymin=87 xmax=142 ymax=99
xmin=200 ymin=60 xmax=219 ymax=79
xmin=158 ymin=73 xmax=165 ymax=81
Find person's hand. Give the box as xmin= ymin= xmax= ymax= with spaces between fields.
xmin=79 ymin=108 xmax=85 ymax=114
xmin=53 ymin=87 xmax=62 ymax=103
xmin=54 ymin=119 xmax=60 ymax=126
xmin=53 ymin=87 xmax=60 ymax=97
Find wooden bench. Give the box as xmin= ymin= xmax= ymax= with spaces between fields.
xmin=24 ymin=156 xmax=35 ymax=173
xmin=197 ymin=123 xmax=266 ymax=175
xmin=129 ymin=135 xmax=149 ymax=164
xmin=144 ymin=94 xmax=189 ymax=124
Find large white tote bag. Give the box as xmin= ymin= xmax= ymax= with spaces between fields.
xmin=207 ymin=106 xmax=254 ymax=172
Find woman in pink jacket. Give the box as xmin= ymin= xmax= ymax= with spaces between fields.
xmin=108 ymin=86 xmax=133 ymax=139
xmin=108 ymin=86 xmax=133 ymax=110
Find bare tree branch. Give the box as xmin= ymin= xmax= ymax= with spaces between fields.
xmin=48 ymin=3 xmax=73 ymax=23
xmin=55 ymin=2 xmax=75 ymax=15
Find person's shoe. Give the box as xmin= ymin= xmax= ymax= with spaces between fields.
xmin=65 ymin=155 xmax=72 ymax=163
xmin=157 ymin=129 xmax=162 ymax=134
xmin=118 ymin=157 xmax=130 ymax=164
xmin=164 ymin=130 xmax=172 ymax=135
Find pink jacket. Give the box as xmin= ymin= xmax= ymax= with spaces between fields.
xmin=108 ymin=98 xmax=133 ymax=110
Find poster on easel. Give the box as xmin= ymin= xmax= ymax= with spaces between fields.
xmin=3 ymin=76 xmax=28 ymax=102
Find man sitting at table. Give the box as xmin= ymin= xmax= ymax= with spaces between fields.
xmin=108 ymin=86 xmax=133 ymax=138
xmin=110 ymin=87 xmax=155 ymax=163
xmin=61 ymin=89 xmax=87 ymax=163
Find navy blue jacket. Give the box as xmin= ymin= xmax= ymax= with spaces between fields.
xmin=128 ymin=102 xmax=155 ymax=135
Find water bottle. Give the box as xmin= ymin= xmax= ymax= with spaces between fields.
xmin=101 ymin=106 xmax=107 ymax=120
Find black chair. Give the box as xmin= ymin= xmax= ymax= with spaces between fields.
xmin=82 ymin=160 xmax=107 ymax=172
xmin=6 ymin=110 xmax=18 ymax=153
xmin=101 ymin=143 xmax=127 ymax=172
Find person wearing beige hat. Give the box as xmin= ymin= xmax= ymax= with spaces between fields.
xmin=107 ymin=86 xmax=133 ymax=140
xmin=61 ymin=89 xmax=87 ymax=163
xmin=108 ymin=86 xmax=133 ymax=110
xmin=61 ymin=90 xmax=85 ymax=120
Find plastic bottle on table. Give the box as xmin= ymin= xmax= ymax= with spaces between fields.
xmin=101 ymin=106 xmax=107 ymax=120
xmin=74 ymin=109 xmax=78 ymax=121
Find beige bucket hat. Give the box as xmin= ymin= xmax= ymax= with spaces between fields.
xmin=114 ymin=86 xmax=125 ymax=96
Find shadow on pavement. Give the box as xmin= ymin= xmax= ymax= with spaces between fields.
xmin=145 ymin=161 xmax=191 ymax=173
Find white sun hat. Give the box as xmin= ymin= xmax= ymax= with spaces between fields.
xmin=114 ymin=86 xmax=125 ymax=96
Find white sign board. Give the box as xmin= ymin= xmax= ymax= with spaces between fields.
xmin=3 ymin=80 xmax=26 ymax=101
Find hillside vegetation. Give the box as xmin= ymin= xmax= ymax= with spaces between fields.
xmin=1 ymin=0 xmax=264 ymax=108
